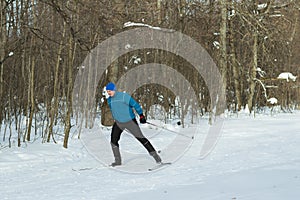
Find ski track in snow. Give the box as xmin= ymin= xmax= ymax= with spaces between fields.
xmin=0 ymin=112 xmax=300 ymax=200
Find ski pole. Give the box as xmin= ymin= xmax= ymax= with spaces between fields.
xmin=146 ymin=122 xmax=194 ymax=139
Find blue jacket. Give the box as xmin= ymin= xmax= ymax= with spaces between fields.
xmin=107 ymin=91 xmax=143 ymax=123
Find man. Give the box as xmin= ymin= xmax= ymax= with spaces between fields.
xmin=105 ymin=82 xmax=162 ymax=166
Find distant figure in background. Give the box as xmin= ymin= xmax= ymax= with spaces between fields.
xmin=105 ymin=82 xmax=162 ymax=166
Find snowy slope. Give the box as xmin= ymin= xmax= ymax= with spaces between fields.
xmin=0 ymin=112 xmax=300 ymax=200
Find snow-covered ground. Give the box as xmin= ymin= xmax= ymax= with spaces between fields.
xmin=1 ymin=111 xmax=300 ymax=200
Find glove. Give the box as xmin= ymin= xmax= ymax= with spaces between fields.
xmin=139 ymin=114 xmax=146 ymax=124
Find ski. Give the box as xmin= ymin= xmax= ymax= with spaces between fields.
xmin=73 ymin=161 xmax=172 ymax=172
xmin=72 ymin=166 xmax=105 ymax=171
xmin=148 ymin=162 xmax=172 ymax=171
xmin=72 ymin=167 xmax=94 ymax=171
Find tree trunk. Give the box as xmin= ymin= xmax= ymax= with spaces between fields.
xmin=63 ymin=1 xmax=77 ymax=148
xmin=101 ymin=38 xmax=119 ymax=126
xmin=26 ymin=0 xmax=36 ymax=141
xmin=26 ymin=55 xmax=35 ymax=141
xmin=0 ymin=0 xmax=6 ymax=124
xmin=217 ymin=0 xmax=227 ymax=115
xmin=247 ymin=30 xmax=258 ymax=113
xmin=229 ymin=2 xmax=242 ymax=111
xmin=63 ymin=36 xmax=75 ymax=148
xmin=47 ymin=21 xmax=66 ymax=143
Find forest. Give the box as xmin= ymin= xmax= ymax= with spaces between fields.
xmin=0 ymin=0 xmax=299 ymax=148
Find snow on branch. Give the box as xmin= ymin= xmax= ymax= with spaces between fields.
xmin=257 ymin=3 xmax=268 ymax=11
xmin=267 ymin=97 xmax=278 ymax=105
xmin=254 ymin=78 xmax=267 ymax=99
xmin=277 ymin=72 xmax=297 ymax=82
xmin=123 ymin=21 xmax=175 ymax=32
xmin=124 ymin=21 xmax=162 ymax=30
xmin=256 ymin=67 xmax=266 ymax=78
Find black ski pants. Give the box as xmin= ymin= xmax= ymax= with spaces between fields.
xmin=111 ymin=119 xmax=156 ymax=153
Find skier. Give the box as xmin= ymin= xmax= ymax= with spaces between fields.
xmin=105 ymin=82 xmax=162 ymax=167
